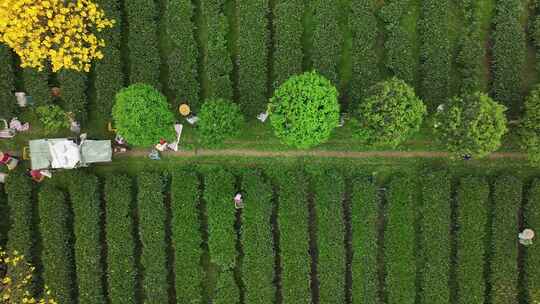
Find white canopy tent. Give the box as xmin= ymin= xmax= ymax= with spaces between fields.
xmin=29 ymin=138 xmax=112 ymax=170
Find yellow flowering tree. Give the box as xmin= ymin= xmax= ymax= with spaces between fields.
xmin=0 ymin=0 xmax=114 ymax=72
xmin=0 ymin=248 xmax=57 ymax=304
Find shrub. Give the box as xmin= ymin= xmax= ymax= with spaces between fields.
xmin=58 ymin=70 xmax=88 ymax=123
xmin=0 ymin=45 xmax=16 ymax=117
xmin=5 ymin=171 xmax=33 ymax=259
xmin=520 ymin=86 xmax=540 ymax=165
xmin=0 ymin=185 xmax=6 ymax=247
xmin=68 ymin=173 xmax=105 ymax=304
xmin=104 ymin=174 xmax=136 ymax=304
xmin=166 ymin=0 xmax=200 ymax=112
xmin=238 ymin=0 xmax=269 ymax=116
xmin=351 ymin=177 xmax=379 ymax=304
xmin=22 ymin=67 xmax=50 ymax=105
xmin=137 ymin=172 xmax=168 ymax=303
xmin=38 ymin=185 xmax=75 ymax=304
xmin=272 ymin=0 xmax=304 ymax=89
xmin=241 ymin=169 xmax=275 ymax=304
xmin=385 ymin=175 xmax=416 ymax=304
xmin=456 ymin=176 xmax=489 ymax=304
xmin=526 ymin=179 xmax=540 ymax=303
xmin=36 ymin=104 xmax=69 ymax=134
xmin=197 ymin=98 xmax=244 ymax=147
xmin=112 ymin=84 xmax=175 ymax=146
xmin=353 ymin=77 xmax=426 ymax=147
xmin=433 ymin=92 xmax=508 ymax=158
xmin=311 ymin=0 xmax=341 ymax=85
xmin=171 ymin=170 xmax=202 ymax=303
xmin=125 ymin=0 xmax=161 ymax=88
xmin=268 ymin=71 xmax=340 ymax=149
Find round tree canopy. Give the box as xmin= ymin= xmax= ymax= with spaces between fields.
xmin=268 ymin=71 xmax=340 ymax=149
xmin=112 ymin=84 xmax=175 ymax=147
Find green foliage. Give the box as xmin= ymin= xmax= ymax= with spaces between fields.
xmin=166 ymin=0 xmax=200 ymax=112
xmin=491 ymin=0 xmax=525 ymax=113
xmin=137 ymin=172 xmax=168 ymax=303
xmin=433 ymin=92 xmax=508 ymax=158
xmin=0 ymin=45 xmax=16 ymax=117
xmin=202 ymin=0 xmax=232 ymax=100
xmin=379 ymin=0 xmax=415 ymax=84
xmin=456 ymin=176 xmax=489 ymax=304
xmin=526 ymin=179 xmax=540 ymax=303
xmin=311 ymin=0 xmax=341 ymax=85
xmin=197 ymin=98 xmax=244 ymax=147
xmin=58 ymin=69 xmax=88 ymax=123
xmin=353 ymin=77 xmax=426 ymax=147
xmin=36 ymin=104 xmax=69 ymax=134
xmin=312 ymin=169 xmax=345 ymax=304
xmin=203 ymin=168 xmax=238 ymax=303
xmin=0 ymin=185 xmax=6 ymax=247
xmin=68 ymin=173 xmax=105 ymax=304
xmin=125 ymin=0 xmax=161 ymax=89
xmin=268 ymin=71 xmax=340 ymax=149
xmin=420 ymin=170 xmax=451 ymax=304
xmin=5 ymin=171 xmax=32 ymax=259
xmin=419 ymin=0 xmax=450 ymax=110
xmin=349 ymin=0 xmax=380 ymax=108
xmin=104 ymin=174 xmax=136 ymax=304
xmin=38 ymin=186 xmax=75 ymax=304
xmin=171 ymin=170 xmax=202 ymax=304
xmin=519 ymin=86 xmax=540 ymax=165
xmin=94 ymin=0 xmax=123 ymax=120
xmin=22 ymin=67 xmax=50 ymax=105
xmin=385 ymin=175 xmax=416 ymax=304
xmin=350 ymin=177 xmax=379 ymax=304
xmin=272 ymin=0 xmax=304 ymax=89
xmin=112 ymin=84 xmax=175 ymax=146
xmin=238 ymin=0 xmax=269 ymax=116
xmin=241 ymin=169 xmax=275 ymax=304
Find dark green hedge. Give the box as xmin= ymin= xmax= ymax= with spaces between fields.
xmin=0 ymin=45 xmax=17 ymax=117
xmin=311 ymin=0 xmax=341 ymax=86
xmin=171 ymin=170 xmax=203 ymax=303
xmin=419 ymin=0 xmax=450 ymax=110
xmin=241 ymin=169 xmax=275 ymax=303
xmin=38 ymin=186 xmax=75 ymax=304
xmin=94 ymin=0 xmax=123 ymax=120
xmin=104 ymin=174 xmax=136 ymax=304
xmin=166 ymin=0 xmax=200 ymax=112
xmin=238 ymin=0 xmax=269 ymax=116
xmin=22 ymin=67 xmax=50 ymax=105
xmin=526 ymin=179 xmax=540 ymax=303
xmin=0 ymin=185 xmax=6 ymax=247
xmin=456 ymin=176 xmax=489 ymax=304
xmin=273 ymin=0 xmax=304 ymax=89
xmin=137 ymin=172 xmax=168 ymax=303
xmin=68 ymin=173 xmax=105 ymax=304
xmin=5 ymin=171 xmax=33 ymax=258
xmin=58 ymin=70 xmax=88 ymax=123
xmin=490 ymin=175 xmax=520 ymax=304
xmin=125 ymin=0 xmax=161 ymax=89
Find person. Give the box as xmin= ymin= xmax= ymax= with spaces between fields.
xmin=233 ymin=192 xmax=244 ymax=209
xmin=155 ymin=139 xmax=169 ymax=152
xmin=519 ymin=228 xmax=535 ymax=246
xmin=28 ymin=170 xmax=45 ymax=183
xmin=0 ymin=152 xmax=18 ymax=170
xmin=67 ymin=112 xmax=81 ymax=134
xmin=148 ymin=149 xmax=161 ymax=160
xmin=113 ymin=134 xmax=129 ymax=153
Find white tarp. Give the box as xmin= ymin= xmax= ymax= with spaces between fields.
xmin=49 ymin=140 xmax=80 ymax=169
xmin=29 ymin=138 xmax=112 ymax=170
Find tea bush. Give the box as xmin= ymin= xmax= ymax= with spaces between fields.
xmin=5 ymin=171 xmax=32 ymax=258
xmin=526 ymin=179 xmax=540 ymax=303
xmin=58 ymin=70 xmax=87 ymax=123
xmin=520 ymin=86 xmax=540 ymax=165
xmin=197 ymin=98 xmax=244 ymax=147
xmin=22 ymin=68 xmax=50 ymax=105
xmin=0 ymin=45 xmax=16 ymax=117
xmin=311 ymin=0 xmax=341 ymax=85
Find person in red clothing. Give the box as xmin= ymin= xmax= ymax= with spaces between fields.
xmin=29 ymin=170 xmax=45 ymax=183
xmin=0 ymin=152 xmax=18 ymax=170
xmin=0 ymin=152 xmax=10 ymax=165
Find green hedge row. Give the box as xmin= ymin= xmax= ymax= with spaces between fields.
xmin=490 ymin=175 xmax=520 ymax=304
xmin=0 ymin=185 xmax=6 ymax=247
xmin=166 ymin=0 xmax=200 ymax=111
xmin=419 ymin=0 xmax=450 ymax=110
xmin=385 ymin=175 xmax=416 ymax=304
xmin=312 ymin=170 xmax=345 ymax=303
xmin=241 ymin=169 xmax=275 ymax=303
xmin=5 ymin=171 xmax=33 ymax=258
xmin=272 ymin=0 xmax=304 ymax=89
xmin=104 ymin=174 xmax=136 ymax=304
xmin=38 ymin=186 xmax=75 ymax=304
xmin=137 ymin=172 xmax=168 ymax=303
xmin=94 ymin=0 xmax=123 ymax=119
xmin=202 ymin=0 xmax=233 ymax=100
xmin=276 ymin=168 xmax=311 ymax=304
xmin=311 ymin=0 xmax=341 ymax=86
xmin=58 ymin=70 xmax=88 ymax=123
xmin=0 ymin=45 xmax=16 ymax=117
xmin=125 ymin=0 xmax=161 ymax=89
xmin=237 ymin=0 xmax=269 ymax=116
xmin=171 ymin=170 xmax=203 ymax=303
xmin=379 ymin=0 xmax=415 ymax=84
xmin=349 ymin=0 xmax=379 ymax=107
xmin=526 ymin=179 xmax=540 ymax=303
xmin=22 ymin=68 xmax=50 ymax=105
xmin=203 ymin=168 xmax=239 ymax=303
xmin=491 ymin=0 xmax=525 ymax=112
xmin=350 ymin=177 xmax=379 ymax=304
xmin=68 ymin=173 xmax=105 ymax=304
xmin=456 ymin=176 xmax=489 ymax=304
xmin=420 ymin=170 xmax=451 ymax=304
